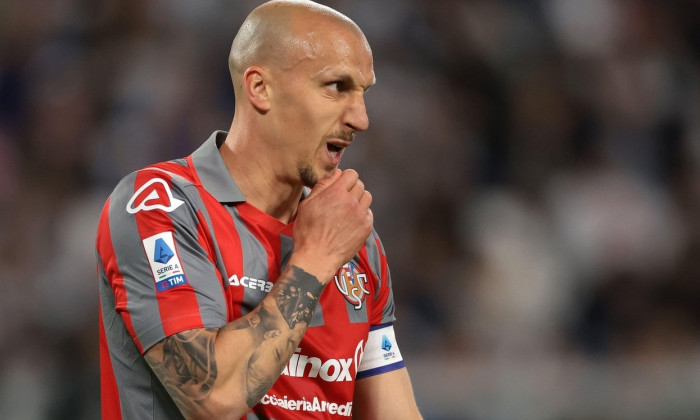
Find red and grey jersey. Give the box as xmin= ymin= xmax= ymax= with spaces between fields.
xmin=96 ymin=131 xmax=405 ymax=420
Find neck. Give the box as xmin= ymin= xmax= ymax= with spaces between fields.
xmin=219 ymin=118 xmax=304 ymax=224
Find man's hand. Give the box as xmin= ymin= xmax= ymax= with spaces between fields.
xmin=291 ymin=169 xmax=373 ymax=283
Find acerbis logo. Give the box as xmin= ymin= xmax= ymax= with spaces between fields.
xmin=126 ymin=178 xmax=184 ymax=214
xmin=228 ymin=274 xmax=273 ymax=293
xmin=334 ymin=261 xmax=369 ymax=310
xmin=281 ymin=341 xmax=364 ymax=383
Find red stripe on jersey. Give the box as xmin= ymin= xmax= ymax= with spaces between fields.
xmin=188 ymin=156 xmax=244 ymax=321
xmin=196 ymin=206 xmax=239 ymax=320
xmin=153 ymin=161 xmax=192 ymax=179
xmin=237 ymin=203 xmax=283 ymax=282
xmin=97 ymin=198 xmax=144 ymax=353
xmin=357 ymin=245 xmax=377 ymax=310
xmin=195 ymin=208 xmax=227 ymax=301
xmin=131 ymin=170 xmax=204 ymax=337
xmin=99 ymin=299 xmax=123 ymax=420
xmin=184 ymin=156 xmax=203 ymax=186
xmin=376 ymin=237 xmax=389 ymax=286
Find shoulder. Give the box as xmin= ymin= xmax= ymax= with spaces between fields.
xmin=109 ymin=160 xmax=197 ymax=210
xmin=362 ymin=228 xmax=389 ymax=272
xmin=366 ymin=228 xmax=385 ymax=251
xmin=116 ymin=160 xmax=195 ymax=191
xmin=97 ymin=160 xmax=204 ymax=237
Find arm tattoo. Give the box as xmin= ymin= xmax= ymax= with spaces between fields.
xmin=244 ymin=265 xmax=324 ymax=406
xmin=244 ymin=332 xmax=296 ymax=407
xmin=275 ymin=265 xmax=323 ymax=329
xmin=145 ymin=328 xmax=217 ymax=411
xmin=146 ymin=266 xmax=325 ymax=413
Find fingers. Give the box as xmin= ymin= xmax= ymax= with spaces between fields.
xmin=349 ymin=178 xmax=365 ymax=200
xmin=343 ymin=171 xmax=372 ymax=210
xmin=307 ymin=169 xmax=342 ymax=198
xmin=338 ymin=169 xmax=360 ymax=192
xmin=359 ymin=189 xmax=372 ymax=209
xmin=321 ymin=168 xmax=343 ymax=188
xmin=310 ymin=169 xmax=371 ymax=209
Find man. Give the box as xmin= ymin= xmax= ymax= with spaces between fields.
xmin=96 ymin=1 xmax=422 ymax=418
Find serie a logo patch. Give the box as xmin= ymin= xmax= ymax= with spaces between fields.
xmin=142 ymin=231 xmax=188 ymax=292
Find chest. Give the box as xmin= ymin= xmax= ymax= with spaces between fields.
xmin=205 ymin=202 xmax=376 ymax=329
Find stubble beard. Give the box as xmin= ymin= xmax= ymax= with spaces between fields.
xmin=298 ymin=163 xmax=318 ymax=188
xmin=298 ymin=162 xmax=336 ymax=188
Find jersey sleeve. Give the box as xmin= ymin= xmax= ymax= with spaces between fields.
xmin=357 ymin=230 xmax=406 ymax=378
xmin=364 ymin=229 xmax=396 ymax=326
xmin=97 ymin=167 xmax=228 ymax=354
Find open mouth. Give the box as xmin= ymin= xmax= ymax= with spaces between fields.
xmin=327 ymin=143 xmax=343 ymax=159
xmin=325 ymin=134 xmax=351 ymax=165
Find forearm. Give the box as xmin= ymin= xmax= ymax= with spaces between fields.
xmin=145 ymin=263 xmax=326 ymax=419
xmin=220 ymin=264 xmax=325 ymax=408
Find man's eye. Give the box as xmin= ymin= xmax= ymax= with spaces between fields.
xmin=328 ymin=81 xmax=344 ymax=91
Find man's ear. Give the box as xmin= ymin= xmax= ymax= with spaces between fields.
xmin=243 ymin=66 xmax=271 ymax=113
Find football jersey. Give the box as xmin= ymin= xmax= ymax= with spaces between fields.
xmin=96 ymin=131 xmax=405 ymax=419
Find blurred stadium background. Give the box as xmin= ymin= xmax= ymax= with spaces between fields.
xmin=1 ymin=0 xmax=700 ymax=419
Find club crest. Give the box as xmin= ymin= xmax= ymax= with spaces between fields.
xmin=334 ymin=261 xmax=370 ymax=310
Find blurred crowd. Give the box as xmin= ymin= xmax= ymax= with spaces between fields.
xmin=1 ymin=0 xmax=700 ymax=419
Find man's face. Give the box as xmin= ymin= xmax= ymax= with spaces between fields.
xmin=267 ymin=22 xmax=375 ymax=187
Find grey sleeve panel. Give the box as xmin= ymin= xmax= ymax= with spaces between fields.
xmin=171 ymin=181 xmax=229 ymax=328
xmin=380 ymin=265 xmax=397 ymax=325
xmin=184 ymin=183 xmax=229 ymax=292
xmin=106 ymin=171 xmax=227 ymax=354
xmin=98 ymin=257 xmax=185 ymax=420
xmin=229 ymin=206 xmax=272 ymax=315
xmin=108 ymin=173 xmax=166 ymax=351
xmin=365 ymin=229 xmax=396 ymax=324
xmin=365 ymin=229 xmax=384 ymax=293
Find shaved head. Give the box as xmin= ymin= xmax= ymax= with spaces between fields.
xmin=222 ymin=0 xmax=375 ymax=191
xmin=228 ymin=0 xmax=368 ymax=96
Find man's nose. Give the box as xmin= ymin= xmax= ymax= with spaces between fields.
xmin=345 ymin=92 xmax=369 ymax=132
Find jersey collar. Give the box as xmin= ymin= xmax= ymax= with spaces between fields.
xmin=190 ymin=131 xmax=246 ymax=203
